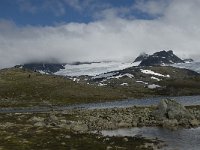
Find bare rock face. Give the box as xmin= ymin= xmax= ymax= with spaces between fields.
xmin=71 ymin=122 xmax=88 ymax=133
xmin=153 ymin=99 xmax=194 ymax=121
xmin=152 ymin=99 xmax=196 ymax=129
xmin=139 ymin=50 xmax=185 ymax=66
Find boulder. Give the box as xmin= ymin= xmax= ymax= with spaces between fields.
xmin=29 ymin=116 xmax=45 ymax=123
xmin=117 ymin=122 xmax=131 ymax=128
xmin=152 ymin=99 xmax=194 ymax=121
xmin=189 ymin=119 xmax=199 ymax=127
xmin=71 ymin=122 xmax=88 ymax=133
xmin=34 ymin=122 xmax=46 ymax=127
xmin=162 ymin=119 xmax=178 ymax=130
xmin=49 ymin=114 xmax=59 ymax=122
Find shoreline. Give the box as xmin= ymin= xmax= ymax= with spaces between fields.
xmin=0 ymin=99 xmax=200 ymax=149
xmin=0 ymin=95 xmax=200 ymax=113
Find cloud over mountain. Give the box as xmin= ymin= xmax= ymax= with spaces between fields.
xmin=0 ymin=0 xmax=200 ymax=68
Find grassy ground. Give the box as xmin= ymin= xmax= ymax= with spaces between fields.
xmin=0 ymin=67 xmax=199 ymax=107
xmin=0 ymin=67 xmax=199 ymax=150
xmin=157 ymin=77 xmax=200 ymax=96
xmin=0 ymin=68 xmax=158 ymax=107
xmin=0 ymin=68 xmax=128 ymax=107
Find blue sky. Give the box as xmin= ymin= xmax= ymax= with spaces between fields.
xmin=0 ymin=0 xmax=200 ymax=68
xmin=0 ymin=0 xmax=161 ymax=26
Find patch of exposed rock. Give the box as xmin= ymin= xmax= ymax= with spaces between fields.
xmin=152 ymin=99 xmax=199 ymax=129
xmin=26 ymin=99 xmax=200 ymax=133
xmin=153 ymin=99 xmax=193 ymax=120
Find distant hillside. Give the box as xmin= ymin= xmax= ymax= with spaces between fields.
xmin=16 ymin=63 xmax=66 ymax=74
xmin=0 ymin=68 xmax=126 ymax=107
xmin=17 ymin=61 xmax=136 ymax=77
xmin=0 ymin=66 xmax=199 ymax=107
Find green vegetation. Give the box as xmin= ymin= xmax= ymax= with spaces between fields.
xmin=0 ymin=68 xmax=127 ymax=107
xmin=0 ymin=67 xmax=160 ymax=107
xmin=0 ymin=112 xmax=161 ymax=150
xmin=0 ymin=128 xmax=154 ymax=150
xmin=157 ymin=77 xmax=200 ymax=96
xmin=0 ymin=67 xmax=199 ymax=107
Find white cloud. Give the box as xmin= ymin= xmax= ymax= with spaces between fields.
xmin=0 ymin=0 xmax=200 ymax=69
xmin=134 ymin=0 xmax=170 ymax=16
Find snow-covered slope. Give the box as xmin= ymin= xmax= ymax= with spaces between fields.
xmin=55 ymin=61 xmax=138 ymax=76
xmin=172 ymin=62 xmax=200 ymax=73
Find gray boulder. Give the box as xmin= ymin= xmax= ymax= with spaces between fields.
xmin=71 ymin=122 xmax=88 ymax=133
xmin=152 ymin=99 xmax=194 ymax=121
xmin=34 ymin=122 xmax=46 ymax=127
xmin=162 ymin=119 xmax=178 ymax=130
xmin=29 ymin=116 xmax=45 ymax=123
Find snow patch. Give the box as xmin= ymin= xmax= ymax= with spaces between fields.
xmin=38 ymin=70 xmax=47 ymax=74
xmin=141 ymin=69 xmax=170 ymax=78
xmin=55 ymin=61 xmax=136 ymax=77
xmin=148 ymin=84 xmax=161 ymax=89
xmin=151 ymin=76 xmax=161 ymax=81
xmin=110 ymin=73 xmax=134 ymax=79
xmin=120 ymin=83 xmax=128 ymax=86
xmin=136 ymin=81 xmax=148 ymax=85
xmin=93 ymin=73 xmax=134 ymax=80
xmin=98 ymin=83 xmax=107 ymax=86
xmin=131 ymin=61 xmax=141 ymax=66
xmin=72 ymin=78 xmax=80 ymax=82
xmin=125 ymin=73 xmax=134 ymax=78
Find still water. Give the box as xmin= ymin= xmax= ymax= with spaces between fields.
xmin=0 ymin=95 xmax=200 ymax=113
xmin=102 ymin=127 xmax=200 ymax=150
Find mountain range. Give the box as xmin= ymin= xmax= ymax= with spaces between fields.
xmin=1 ymin=50 xmax=200 ymax=107
xmin=16 ymin=50 xmax=195 ymax=76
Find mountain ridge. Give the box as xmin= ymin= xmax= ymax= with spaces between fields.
xmin=134 ymin=50 xmax=185 ymax=66
xmin=16 ymin=50 xmax=195 ymax=76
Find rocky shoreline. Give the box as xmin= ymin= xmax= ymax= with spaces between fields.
xmin=0 ymin=99 xmax=200 ymax=149
xmin=13 ymin=99 xmax=200 ymax=133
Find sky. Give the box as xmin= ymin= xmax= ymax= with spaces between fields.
xmin=0 ymin=0 xmax=200 ymax=68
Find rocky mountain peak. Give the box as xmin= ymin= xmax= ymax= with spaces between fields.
xmin=134 ymin=52 xmax=149 ymax=62
xmin=134 ymin=50 xmax=185 ymax=66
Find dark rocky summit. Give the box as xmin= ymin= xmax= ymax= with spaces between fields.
xmin=133 ymin=52 xmax=149 ymax=62
xmin=134 ymin=50 xmax=185 ymax=66
xmin=183 ymin=58 xmax=194 ymax=63
xmin=70 ymin=61 xmax=101 ymax=65
xmin=16 ymin=63 xmax=65 ymax=74
xmin=16 ymin=61 xmax=101 ymax=74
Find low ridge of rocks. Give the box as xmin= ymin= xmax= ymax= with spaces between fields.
xmin=27 ymin=99 xmax=200 ymax=133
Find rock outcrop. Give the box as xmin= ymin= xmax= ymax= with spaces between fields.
xmin=135 ymin=50 xmax=185 ymax=66
xmin=26 ymin=99 xmax=200 ymax=132
xmin=153 ymin=99 xmax=193 ymax=120
xmin=133 ymin=53 xmax=149 ymax=62
xmin=152 ymin=99 xmax=199 ymax=129
xmin=16 ymin=63 xmax=65 ymax=74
